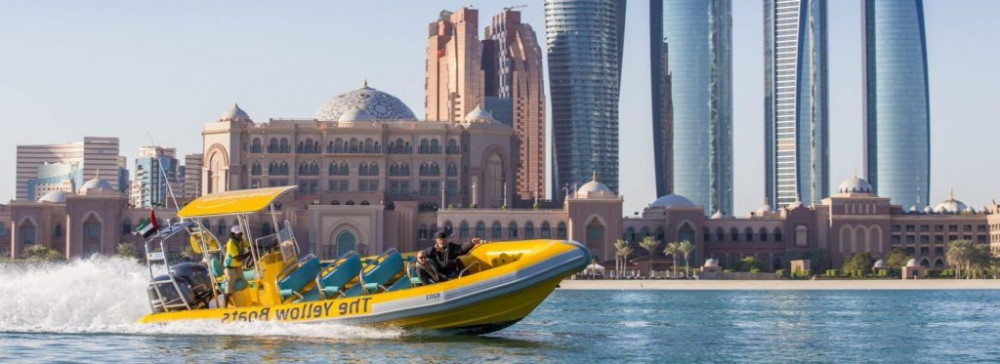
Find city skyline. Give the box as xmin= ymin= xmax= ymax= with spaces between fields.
xmin=0 ymin=0 xmax=998 ymax=216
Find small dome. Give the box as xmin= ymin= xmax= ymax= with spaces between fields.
xmin=923 ymin=206 xmax=933 ymax=214
xmin=220 ymin=103 xmax=252 ymax=122
xmin=463 ymin=104 xmax=497 ymax=124
xmin=315 ymin=81 xmax=417 ymax=121
xmin=838 ymin=174 xmax=874 ymax=195
xmin=710 ymin=211 xmax=725 ymax=219
xmin=38 ymin=190 xmax=67 ymax=204
xmin=575 ymin=171 xmax=614 ymax=199
xmin=964 ymin=206 xmax=976 ymax=214
xmin=338 ymin=108 xmax=376 ymax=122
xmin=649 ymin=194 xmax=695 ymax=208
xmin=786 ymin=200 xmax=803 ymax=210
xmin=703 ymin=258 xmax=719 ymax=268
xmin=80 ymin=171 xmax=114 ymax=194
xmin=908 ymin=205 xmax=919 ymax=213
xmin=934 ymin=189 xmax=967 ymax=214
xmin=906 ymin=258 xmax=918 ymax=267
xmin=873 ymin=259 xmax=887 ymax=269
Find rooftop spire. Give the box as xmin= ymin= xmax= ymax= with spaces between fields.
xmin=591 ymin=170 xmax=597 ymax=182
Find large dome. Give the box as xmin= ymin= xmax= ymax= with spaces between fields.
xmin=315 ymin=81 xmax=417 ymax=121
xmin=649 ymin=194 xmax=695 ymax=208
xmin=933 ymin=189 xmax=967 ymax=214
xmin=38 ymin=190 xmax=68 ymax=204
xmin=838 ymin=174 xmax=874 ymax=195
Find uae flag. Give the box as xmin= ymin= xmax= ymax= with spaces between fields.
xmin=134 ymin=210 xmax=159 ymax=238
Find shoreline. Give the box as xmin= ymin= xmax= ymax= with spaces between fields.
xmin=557 ymin=279 xmax=1000 ymax=290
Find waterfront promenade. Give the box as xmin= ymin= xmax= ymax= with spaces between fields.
xmin=559 ymin=279 xmax=1000 ymax=290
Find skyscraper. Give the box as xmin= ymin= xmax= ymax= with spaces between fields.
xmin=426 ymin=8 xmax=485 ymax=123
xmin=130 ymin=146 xmax=179 ymax=208
xmin=545 ymin=0 xmax=627 ymax=196
xmin=764 ymin=0 xmax=829 ymax=208
xmin=654 ymin=0 xmax=732 ymax=216
xmin=863 ymin=0 xmax=930 ymax=208
xmin=484 ymin=8 xmax=547 ymax=201
xmin=650 ymin=0 xmax=673 ymax=198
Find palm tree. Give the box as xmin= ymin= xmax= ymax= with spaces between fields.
xmin=947 ymin=240 xmax=974 ymax=279
xmin=639 ymin=236 xmax=661 ymax=277
xmin=614 ymin=239 xmax=633 ymax=279
xmin=678 ymin=240 xmax=694 ymax=275
xmin=664 ymin=242 xmax=681 ymax=277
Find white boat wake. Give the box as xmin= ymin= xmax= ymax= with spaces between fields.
xmin=0 ymin=257 xmax=399 ymax=340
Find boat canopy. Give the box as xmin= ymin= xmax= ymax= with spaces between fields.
xmin=177 ymin=186 xmax=296 ymax=218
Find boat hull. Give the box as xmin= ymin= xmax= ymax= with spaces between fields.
xmin=138 ymin=240 xmax=589 ymax=334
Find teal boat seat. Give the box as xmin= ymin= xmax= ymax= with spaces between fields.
xmin=344 ymin=250 xmax=404 ymax=297
xmin=278 ymin=256 xmax=321 ymax=302
xmin=317 ymin=253 xmax=363 ymax=299
xmin=209 ymin=257 xmax=224 ymax=278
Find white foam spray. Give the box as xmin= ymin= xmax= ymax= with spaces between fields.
xmin=0 ymin=257 xmax=399 ymax=340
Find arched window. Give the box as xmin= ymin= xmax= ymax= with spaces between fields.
xmin=430 ymin=139 xmax=440 ymax=154
xmin=359 ymin=163 xmax=369 ymax=176
xmin=678 ymin=224 xmax=695 ymax=244
xmin=585 ymin=219 xmax=605 ymax=261
xmin=327 ymin=141 xmax=335 ymax=153
xmin=340 ymin=162 xmax=349 ymax=175
xmin=419 ymin=139 xmax=429 ymax=154
xmin=447 ymin=139 xmax=459 ymax=154
xmin=349 ymin=138 xmax=359 ymax=153
xmin=774 ymin=228 xmax=783 ymax=242
xmin=525 ymin=222 xmax=535 ymax=239
xmin=640 ymin=227 xmax=650 ymax=238
xmin=459 ymin=221 xmax=470 ymax=239
xmin=310 ymin=162 xmax=319 ymax=175
xmin=541 ymin=222 xmax=551 ymax=238
xmin=374 ymin=141 xmax=381 ymax=153
xmin=759 ymin=227 xmax=769 ymax=242
xmin=370 ymin=163 xmax=379 ymax=176
xmin=296 ymin=141 xmax=304 ymax=154
xmin=702 ymin=227 xmax=711 ymax=242
xmin=19 ymin=220 xmax=36 ymax=246
xmin=418 ymin=224 xmax=428 ymax=239
xmin=447 ymin=163 xmax=458 ymax=177
xmin=364 ymin=138 xmax=374 ymax=153
xmin=625 ymin=227 xmax=636 ymax=241
xmin=336 ymin=231 xmax=357 ymax=257
xmin=404 ymin=142 xmax=411 ymax=153
xmin=329 ymin=162 xmax=339 ymax=176
xmin=251 ymin=162 xmax=262 ymax=176
xmin=654 ymin=227 xmax=665 ymax=241
xmin=279 ymin=138 xmax=290 ymax=153
xmin=251 ymin=138 xmax=262 ymax=153
xmin=217 ymin=219 xmax=227 ymax=237
xmin=475 ymin=221 xmax=486 ymax=238
xmin=268 ymin=138 xmax=278 ymax=153
xmin=492 ymin=221 xmax=502 ymax=239
xmin=358 ymin=139 xmax=365 ymax=153
xmin=83 ymin=215 xmax=102 ymax=256
xmin=508 ymin=221 xmax=519 ymax=238
xmin=557 ymin=222 xmax=567 ymax=239
xmin=122 ymin=219 xmax=132 ymax=235
xmin=730 ymin=228 xmax=739 ymax=242
xmin=53 ymin=224 xmax=63 ymax=239
xmin=745 ymin=227 xmax=754 ymax=242
xmin=401 ymin=163 xmax=409 ymax=175
xmin=334 ymin=138 xmax=344 ymax=153
xmin=716 ymin=227 xmax=725 ymax=241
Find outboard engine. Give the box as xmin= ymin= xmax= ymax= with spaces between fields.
xmin=147 ymin=262 xmax=214 ymax=313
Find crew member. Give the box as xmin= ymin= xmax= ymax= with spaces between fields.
xmin=223 ymin=225 xmax=250 ymax=307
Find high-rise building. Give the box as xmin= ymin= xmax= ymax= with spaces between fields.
xmin=654 ymin=0 xmax=732 ymax=216
xmin=764 ymin=0 xmax=829 ymax=209
xmin=130 ymin=146 xmax=179 ymax=208
xmin=650 ymin=0 xmax=673 ymax=198
xmin=426 ymin=8 xmax=485 ymax=123
xmin=183 ymin=153 xmax=203 ymax=200
xmin=544 ymin=0 xmax=627 ymax=197
xmin=863 ymin=0 xmax=930 ymax=208
xmin=484 ymin=9 xmax=547 ymax=201
xmin=16 ymin=137 xmax=125 ymax=201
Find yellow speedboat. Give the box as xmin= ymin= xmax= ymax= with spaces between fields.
xmin=139 ymin=187 xmax=590 ymax=334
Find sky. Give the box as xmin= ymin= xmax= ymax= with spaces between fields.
xmin=1 ymin=0 xmax=998 ymax=216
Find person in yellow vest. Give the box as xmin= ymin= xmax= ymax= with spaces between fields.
xmin=223 ymin=225 xmax=251 ymax=307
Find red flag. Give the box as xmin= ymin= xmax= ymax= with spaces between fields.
xmin=150 ymin=209 xmax=158 ymax=231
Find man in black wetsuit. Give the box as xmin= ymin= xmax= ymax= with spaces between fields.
xmin=417 ymin=231 xmax=482 ymax=283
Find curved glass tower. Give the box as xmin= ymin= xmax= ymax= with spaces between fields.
xmin=655 ymin=0 xmax=732 ymax=216
xmin=764 ymin=0 xmax=829 ymax=209
xmin=544 ymin=0 xmax=627 ymax=196
xmin=863 ymin=0 xmax=930 ymax=208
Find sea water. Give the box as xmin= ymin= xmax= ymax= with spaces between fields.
xmin=2 ymin=258 xmax=999 ymax=363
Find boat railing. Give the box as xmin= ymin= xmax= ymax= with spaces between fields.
xmin=143 ymin=220 xmax=196 ymax=313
